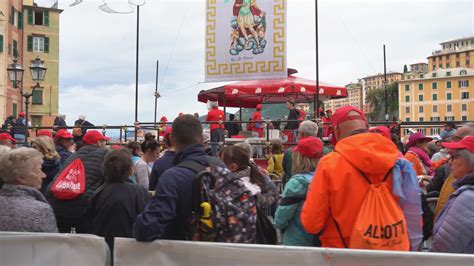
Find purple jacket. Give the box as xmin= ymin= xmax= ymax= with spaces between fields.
xmin=432 ymin=174 xmax=474 ymax=253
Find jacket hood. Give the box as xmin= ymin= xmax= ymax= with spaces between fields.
xmin=335 ymin=132 xmax=398 ymax=176
xmin=453 ymin=173 xmax=474 ymax=190
xmin=173 ymin=144 xmax=208 ymax=166
xmin=285 ymin=172 xmax=314 ymax=197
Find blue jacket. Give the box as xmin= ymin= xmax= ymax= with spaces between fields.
xmin=149 ymin=150 xmax=176 ymax=191
xmin=432 ymin=173 xmax=474 ymax=253
xmin=133 ymin=144 xmax=209 ymax=241
xmin=274 ymin=172 xmax=316 ymax=246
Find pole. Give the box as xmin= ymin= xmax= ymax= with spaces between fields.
xmin=314 ymin=0 xmax=319 ymax=119
xmin=134 ymin=5 xmax=140 ymax=141
xmin=24 ymin=95 xmax=29 ymax=144
xmin=154 ymin=60 xmax=159 ymax=125
xmin=383 ymin=44 xmax=388 ymax=121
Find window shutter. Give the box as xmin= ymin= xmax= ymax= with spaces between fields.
xmin=458 ymin=80 xmax=461 ymax=88
xmin=44 ymin=37 xmax=49 ymax=53
xmin=10 ymin=7 xmax=14 ymax=24
xmin=0 ymin=35 xmax=3 ymax=53
xmin=44 ymin=11 xmax=49 ymax=26
xmin=18 ymin=12 xmax=23 ymax=29
xmin=467 ymin=80 xmax=470 ymax=87
xmin=27 ymin=36 xmax=33 ymax=52
xmin=27 ymin=8 xmax=33 ymax=25
xmin=13 ymin=40 xmax=17 ymax=58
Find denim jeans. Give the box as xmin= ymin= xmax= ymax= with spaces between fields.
xmin=211 ymin=128 xmax=224 ymax=156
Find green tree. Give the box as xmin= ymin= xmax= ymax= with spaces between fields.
xmin=403 ymin=64 xmax=408 ymax=73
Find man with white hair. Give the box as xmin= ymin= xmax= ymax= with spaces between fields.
xmin=282 ymin=120 xmax=318 ymax=185
xmin=205 ymin=101 xmax=225 ymax=156
xmin=73 ymin=114 xmax=95 ymax=144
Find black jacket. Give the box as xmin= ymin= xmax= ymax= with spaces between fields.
xmin=133 ymin=144 xmax=210 ymax=241
xmin=427 ymin=163 xmax=451 ymax=193
xmin=53 ymin=117 xmax=67 ymax=131
xmin=225 ymin=121 xmax=241 ymax=137
xmin=45 ymin=145 xmax=108 ymax=232
xmin=73 ymin=119 xmax=95 ymax=142
xmin=284 ymin=109 xmax=300 ymax=130
xmin=56 ymin=145 xmax=73 ymax=166
xmin=88 ymin=182 xmax=149 ymax=251
xmin=11 ymin=118 xmax=27 ymax=135
xmin=40 ymin=158 xmax=61 ymax=194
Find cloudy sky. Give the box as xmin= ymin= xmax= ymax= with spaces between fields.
xmin=40 ymin=0 xmax=473 ymax=126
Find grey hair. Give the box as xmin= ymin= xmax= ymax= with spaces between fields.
xmin=461 ymin=122 xmax=474 ymax=136
xmin=298 ymin=120 xmax=318 ymax=137
xmin=209 ymin=101 xmax=219 ymax=109
xmin=458 ymin=149 xmax=474 ymax=172
xmin=0 ymin=148 xmax=43 ymax=183
xmin=0 ymin=145 xmax=11 ymax=154
xmin=235 ymin=142 xmax=252 ymax=158
xmin=79 ymin=114 xmax=86 ymax=120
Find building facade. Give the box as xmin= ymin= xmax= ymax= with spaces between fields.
xmin=324 ymin=83 xmax=363 ymax=113
xmin=410 ymin=63 xmax=428 ymax=74
xmin=399 ymin=37 xmax=474 ymax=136
xmin=0 ymin=0 xmax=60 ymax=127
xmin=362 ymin=72 xmax=403 ymax=113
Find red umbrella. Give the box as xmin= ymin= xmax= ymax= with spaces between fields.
xmin=198 ymin=75 xmax=347 ymax=108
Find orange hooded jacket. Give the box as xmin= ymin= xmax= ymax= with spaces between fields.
xmin=301 ymin=133 xmax=399 ymax=248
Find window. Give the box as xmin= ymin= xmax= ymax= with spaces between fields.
xmin=28 ymin=36 xmax=49 ymax=53
xmin=433 ymin=65 xmax=436 ymax=71
xmin=419 ymin=106 xmax=424 ymax=113
xmin=446 ymin=63 xmax=450 ymax=68
xmin=447 ymin=93 xmax=452 ymax=100
xmin=456 ymin=61 xmax=460 ymax=67
xmin=32 ymin=89 xmax=43 ymax=105
xmin=12 ymin=103 xmax=17 ymax=117
xmin=432 ymin=82 xmax=437 ymax=89
xmin=432 ymin=73 xmax=437 ymax=78
xmin=462 ymin=116 xmax=468 ymax=121
xmin=405 ymin=107 xmax=410 ymax=113
xmin=430 ymin=117 xmax=440 ymax=122
xmin=433 ymin=105 xmax=438 ymax=112
xmin=28 ymin=9 xmax=49 ymax=26
xmin=456 ymin=53 xmax=460 ymax=58
xmin=439 ymin=64 xmax=442 ymax=69
xmin=420 ymin=74 xmax=424 ymax=78
xmin=460 ymin=70 xmax=468 ymax=75
xmin=405 ymin=84 xmax=409 ymax=91
xmin=467 ymin=60 xmax=471 ymax=66
xmin=462 ymin=92 xmax=469 ymax=99
xmin=0 ymin=35 xmax=3 ymax=53
xmin=447 ymin=104 xmax=452 ymax=112
xmin=419 ymin=117 xmax=424 ymax=122
xmin=432 ymin=128 xmax=440 ymax=135
xmin=447 ymin=81 xmax=452 ymax=88
xmin=446 ymin=71 xmax=451 ymax=76
xmin=405 ymin=118 xmax=410 ymax=122
xmin=418 ymin=83 xmax=423 ymax=90
xmin=405 ymin=95 xmax=410 ymax=102
xmin=459 ymin=80 xmax=469 ymax=88
xmin=462 ymin=104 xmax=467 ymax=111
xmin=432 ymin=94 xmax=438 ymax=101
xmin=31 ymin=115 xmax=42 ymax=127
xmin=418 ymin=95 xmax=423 ymax=101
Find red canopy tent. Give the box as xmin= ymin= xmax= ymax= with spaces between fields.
xmin=197 ymin=75 xmax=347 ymax=108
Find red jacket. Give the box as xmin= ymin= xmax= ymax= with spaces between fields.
xmin=252 ymin=111 xmax=263 ymax=137
xmin=206 ymin=108 xmax=225 ymax=132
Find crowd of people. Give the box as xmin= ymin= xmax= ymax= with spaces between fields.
xmin=0 ymin=104 xmax=473 ymax=256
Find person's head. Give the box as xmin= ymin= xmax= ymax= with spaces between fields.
xmin=163 ymin=127 xmax=173 ymax=148
xmin=82 ymin=130 xmax=110 ymax=148
xmin=450 ymin=122 xmax=474 ymax=143
xmin=171 ymin=114 xmax=203 ymax=152
xmin=256 ymin=104 xmax=262 ymax=111
xmin=369 ymin=126 xmax=391 ymax=139
xmin=55 ymin=129 xmax=73 ymax=150
xmin=31 ymin=136 xmax=60 ymax=161
xmin=209 ymin=101 xmax=219 ymax=110
xmin=0 ymin=133 xmax=16 ymax=148
xmin=0 ymin=148 xmax=45 ymax=189
xmin=194 ymin=113 xmax=200 ymax=118
xmin=37 ymin=130 xmax=53 ymax=139
xmin=235 ymin=142 xmax=252 ymax=158
xmin=126 ymin=141 xmax=142 ymax=157
xmin=18 ymin=112 xmax=25 ymax=118
xmin=331 ymin=106 xmax=368 ymax=143
xmin=144 ymin=132 xmax=156 ymax=141
xmin=291 ymin=137 xmax=323 ymax=174
xmin=102 ymin=148 xmax=134 ymax=184
xmin=58 ymin=114 xmax=66 ymax=119
xmin=297 ymin=120 xmax=318 ymax=140
xmin=442 ymin=136 xmax=474 ymax=179
xmin=141 ymin=139 xmax=160 ymax=162
xmin=286 ymin=98 xmax=295 ymax=109
xmin=78 ymin=114 xmax=86 ymax=120
xmin=406 ymin=132 xmax=432 ymax=153
xmin=220 ymin=145 xmax=266 ymax=191
xmin=271 ymin=142 xmax=282 ymax=154
xmin=444 ymin=122 xmax=456 ymax=131
xmin=229 ymin=114 xmax=235 ymax=121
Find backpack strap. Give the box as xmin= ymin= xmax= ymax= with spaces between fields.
xmin=333 ymin=217 xmax=348 ymax=248
xmin=279 ymin=196 xmax=306 ymax=206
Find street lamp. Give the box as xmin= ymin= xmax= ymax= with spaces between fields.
xmin=7 ymin=57 xmax=47 ymax=143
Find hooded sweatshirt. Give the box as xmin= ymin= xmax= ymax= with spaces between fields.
xmin=301 ymin=133 xmax=400 ymax=248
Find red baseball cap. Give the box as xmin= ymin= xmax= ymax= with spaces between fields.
xmin=256 ymin=104 xmax=262 ymax=110
xmin=83 ymin=130 xmax=110 ymax=145
xmin=331 ymin=106 xmax=367 ymax=128
xmin=293 ymin=136 xmax=323 ymax=158
xmin=160 ymin=116 xmax=168 ymax=122
xmin=0 ymin=133 xmax=16 ymax=143
xmin=441 ymin=136 xmax=474 ymax=153
xmin=37 ymin=130 xmax=53 ymax=139
xmin=19 ymin=112 xmax=25 ymax=117
xmin=369 ymin=126 xmax=391 ymax=139
xmin=55 ymin=129 xmax=73 ymax=140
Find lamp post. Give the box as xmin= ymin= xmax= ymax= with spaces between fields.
xmin=7 ymin=57 xmax=47 ymax=143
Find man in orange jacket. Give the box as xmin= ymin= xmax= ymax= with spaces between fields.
xmin=301 ymin=106 xmax=419 ymax=248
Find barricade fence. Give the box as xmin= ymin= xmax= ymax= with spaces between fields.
xmin=2 ymin=233 xmax=474 ymax=266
